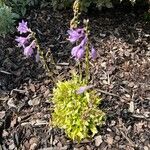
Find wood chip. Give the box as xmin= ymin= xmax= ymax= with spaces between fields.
xmin=129 ymin=101 xmax=134 ymax=113
xmin=95 ymin=135 xmax=103 ymax=147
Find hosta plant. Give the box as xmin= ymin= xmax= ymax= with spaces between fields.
xmin=0 ymin=3 xmax=18 ymax=36
xmin=52 ymin=74 xmax=105 ymax=141
xmin=5 ymin=0 xmax=39 ymax=17
xmin=51 ymin=0 xmax=73 ymax=10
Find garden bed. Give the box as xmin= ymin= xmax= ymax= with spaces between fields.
xmin=0 ymin=3 xmax=150 ymax=150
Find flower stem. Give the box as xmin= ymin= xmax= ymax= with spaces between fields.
xmin=84 ymin=19 xmax=90 ymax=84
xmin=31 ymin=31 xmax=55 ymax=81
xmin=78 ymin=61 xmax=82 ymax=82
xmin=70 ymin=0 xmax=81 ymax=29
xmin=85 ymin=44 xmax=89 ymax=84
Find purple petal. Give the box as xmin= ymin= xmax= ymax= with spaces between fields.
xmin=23 ymin=46 xmax=33 ymax=57
xmin=68 ymin=36 xmax=78 ymax=43
xmin=71 ymin=44 xmax=85 ymax=60
xmin=76 ymin=47 xmax=84 ymax=60
xmin=23 ymin=41 xmax=36 ymax=57
xmin=15 ymin=36 xmax=29 ymax=47
xmin=71 ymin=45 xmax=80 ymax=57
xmin=68 ymin=28 xmax=85 ymax=43
xmin=76 ymin=85 xmax=94 ymax=94
xmin=80 ymin=36 xmax=87 ymax=46
xmin=23 ymin=40 xmax=36 ymax=57
xmin=30 ymin=40 xmax=36 ymax=48
xmin=17 ymin=20 xmax=29 ymax=34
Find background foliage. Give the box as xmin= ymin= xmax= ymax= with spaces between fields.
xmin=50 ymin=0 xmax=149 ymax=12
xmin=0 ymin=2 xmax=18 ymax=36
xmin=0 ymin=0 xmax=149 ymax=35
xmin=0 ymin=0 xmax=39 ymax=35
xmin=4 ymin=0 xmax=39 ymax=17
xmin=51 ymin=0 xmax=113 ymax=11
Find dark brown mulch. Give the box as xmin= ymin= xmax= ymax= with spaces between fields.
xmin=0 ymin=3 xmax=150 ymax=150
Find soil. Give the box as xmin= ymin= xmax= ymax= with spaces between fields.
xmin=0 ymin=2 xmax=150 ymax=150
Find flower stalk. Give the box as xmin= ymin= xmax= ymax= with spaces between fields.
xmin=68 ymin=1 xmax=97 ymax=84
xmin=31 ymin=31 xmax=53 ymax=76
xmin=84 ymin=19 xmax=90 ymax=84
xmin=70 ymin=0 xmax=81 ymax=29
xmin=78 ymin=61 xmax=82 ymax=82
xmin=15 ymin=20 xmax=55 ymax=81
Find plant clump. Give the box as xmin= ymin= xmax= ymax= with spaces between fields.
xmin=51 ymin=0 xmax=106 ymax=142
xmin=14 ymin=0 xmax=106 ymax=142
xmin=52 ymin=74 xmax=105 ymax=141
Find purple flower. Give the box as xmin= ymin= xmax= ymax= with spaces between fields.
xmin=23 ymin=40 xmax=36 ymax=57
xmin=23 ymin=45 xmax=33 ymax=57
xmin=80 ymin=36 xmax=87 ymax=46
xmin=76 ymin=47 xmax=84 ymax=60
xmin=68 ymin=28 xmax=84 ymax=43
xmin=17 ymin=20 xmax=29 ymax=34
xmin=71 ymin=44 xmax=84 ymax=60
xmin=24 ymin=45 xmax=33 ymax=57
xmin=71 ymin=45 xmax=80 ymax=57
xmin=71 ymin=36 xmax=88 ymax=60
xmin=91 ymin=46 xmax=97 ymax=60
xmin=76 ymin=85 xmax=94 ymax=94
xmin=30 ymin=41 xmax=36 ymax=48
xmin=15 ymin=36 xmax=30 ymax=48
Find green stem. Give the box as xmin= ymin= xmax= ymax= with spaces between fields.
xmin=84 ymin=19 xmax=90 ymax=84
xmin=31 ymin=31 xmax=55 ymax=81
xmin=78 ymin=61 xmax=82 ymax=82
xmin=46 ymin=48 xmax=56 ymax=66
xmin=85 ymin=44 xmax=89 ymax=84
xmin=37 ymin=45 xmax=51 ymax=73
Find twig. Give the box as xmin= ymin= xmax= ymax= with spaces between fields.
xmin=0 ymin=70 xmax=12 ymax=75
xmin=96 ymin=89 xmax=119 ymax=97
xmin=145 ymin=97 xmax=150 ymax=100
xmin=11 ymin=89 xmax=26 ymax=95
xmin=132 ymin=114 xmax=150 ymax=121
xmin=120 ymin=130 xmax=135 ymax=147
xmin=57 ymin=62 xmax=69 ymax=66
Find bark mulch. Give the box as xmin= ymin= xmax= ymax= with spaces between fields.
xmin=0 ymin=3 xmax=150 ymax=150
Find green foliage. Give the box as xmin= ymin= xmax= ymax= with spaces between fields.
xmin=5 ymin=0 xmax=39 ymax=17
xmin=51 ymin=0 xmax=73 ymax=10
xmin=51 ymin=0 xmax=113 ymax=11
xmin=0 ymin=3 xmax=18 ymax=36
xmin=52 ymin=74 xmax=105 ymax=141
xmin=50 ymin=0 xmax=149 ymax=11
